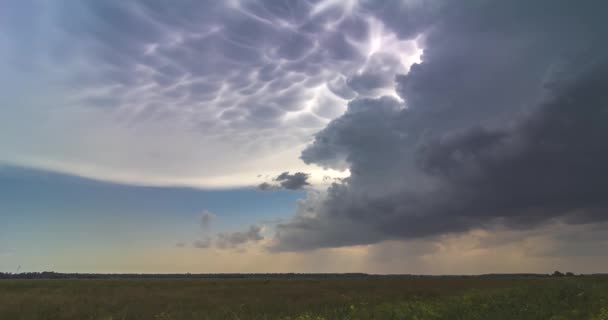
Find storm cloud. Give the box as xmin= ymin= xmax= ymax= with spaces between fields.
xmin=272 ymin=0 xmax=608 ymax=251
xmin=3 ymin=0 xmax=608 ymax=262
xmin=258 ymin=171 xmax=311 ymax=191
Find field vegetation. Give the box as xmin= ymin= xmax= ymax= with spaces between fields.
xmin=1 ymin=276 xmax=607 ymax=319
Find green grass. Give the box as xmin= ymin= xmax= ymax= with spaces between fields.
xmin=1 ymin=276 xmax=607 ymax=319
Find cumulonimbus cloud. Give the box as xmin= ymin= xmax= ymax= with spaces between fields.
xmin=271 ymin=0 xmax=608 ymax=251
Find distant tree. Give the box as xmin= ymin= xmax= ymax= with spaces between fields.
xmin=565 ymin=272 xmax=575 ymax=277
xmin=552 ymin=271 xmax=565 ymax=277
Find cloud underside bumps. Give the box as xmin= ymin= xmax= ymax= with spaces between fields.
xmin=0 ymin=0 xmax=426 ymax=188
xmin=272 ymin=0 xmax=608 ymax=251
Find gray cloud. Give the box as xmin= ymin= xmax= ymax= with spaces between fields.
xmin=191 ymin=224 xmax=264 ymax=250
xmin=42 ymin=0 xmax=433 ymax=136
xmin=216 ymin=225 xmax=265 ymax=249
xmin=257 ymin=171 xmax=311 ymax=191
xmin=47 ymin=0 xmax=390 ymax=133
xmin=276 ymin=172 xmax=311 ymax=190
xmin=190 ymin=210 xmax=264 ymax=249
xmin=346 ymin=53 xmax=409 ymax=97
xmin=272 ymin=0 xmax=608 ymax=251
xmin=257 ymin=182 xmax=277 ymax=191
xmin=200 ymin=210 xmax=215 ymax=230
xmin=193 ymin=237 xmax=213 ymax=249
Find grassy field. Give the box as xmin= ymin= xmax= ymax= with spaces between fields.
xmin=1 ymin=276 xmax=608 ymax=319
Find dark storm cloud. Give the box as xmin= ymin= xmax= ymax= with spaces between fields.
xmin=257 ymin=172 xmax=311 ymax=191
xmin=272 ymin=0 xmax=608 ymax=251
xmin=276 ymin=172 xmax=311 ymax=190
xmin=300 ymin=97 xmax=404 ymax=174
xmin=257 ymin=182 xmax=277 ymax=191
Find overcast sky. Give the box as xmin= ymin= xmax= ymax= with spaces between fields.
xmin=1 ymin=0 xmax=608 ymax=274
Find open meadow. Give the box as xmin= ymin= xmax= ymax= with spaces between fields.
xmin=1 ymin=276 xmax=608 ymax=319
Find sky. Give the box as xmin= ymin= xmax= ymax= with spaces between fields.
xmin=1 ymin=0 xmax=608 ymax=274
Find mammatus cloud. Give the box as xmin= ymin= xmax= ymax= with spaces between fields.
xmin=257 ymin=171 xmax=311 ymax=191
xmin=271 ymin=0 xmax=608 ymax=251
xmin=0 ymin=0 xmax=423 ymax=188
